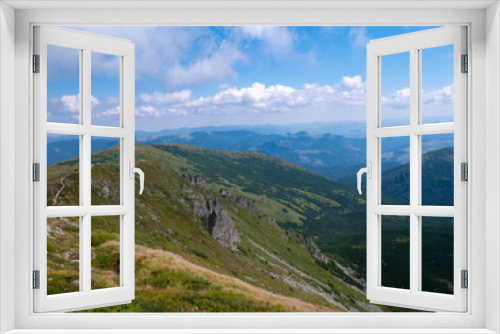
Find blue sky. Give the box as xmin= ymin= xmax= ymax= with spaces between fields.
xmin=47 ymin=26 xmax=454 ymax=131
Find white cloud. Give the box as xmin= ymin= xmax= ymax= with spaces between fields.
xmin=339 ymin=75 xmax=365 ymax=90
xmin=135 ymin=78 xmax=455 ymax=120
xmin=381 ymin=85 xmax=453 ymax=108
xmin=136 ymin=105 xmax=164 ymax=117
xmin=166 ymin=42 xmax=246 ymax=87
xmin=139 ymin=81 xmax=343 ymax=116
xmin=422 ymin=85 xmax=453 ymax=104
xmin=58 ymin=95 xmax=80 ymax=113
xmin=139 ymin=90 xmax=192 ymax=104
xmin=237 ymin=26 xmax=296 ymax=55
xmin=102 ymin=106 xmax=120 ymax=116
xmin=348 ymin=27 xmax=369 ymax=48
xmin=381 ymin=87 xmax=411 ymax=107
xmin=64 ymin=26 xmax=247 ymax=89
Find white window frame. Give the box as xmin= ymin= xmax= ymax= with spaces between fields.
xmin=0 ymin=1 xmax=498 ymax=333
xmin=33 ymin=26 xmax=136 ymax=313
xmin=365 ymin=26 xmax=468 ymax=312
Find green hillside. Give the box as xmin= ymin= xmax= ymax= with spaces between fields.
xmin=147 ymin=144 xmax=453 ymax=296
xmin=381 ymin=147 xmax=454 ymax=206
xmin=47 ymin=144 xmax=392 ymax=312
xmin=151 ymin=144 xmax=368 ymax=242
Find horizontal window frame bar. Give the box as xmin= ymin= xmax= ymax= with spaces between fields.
xmin=372 ymin=205 xmax=454 ymax=217
xmin=46 ymin=205 xmax=130 ymax=217
xmin=373 ymin=123 xmax=454 ymax=138
xmin=46 ymin=123 xmax=130 ymax=138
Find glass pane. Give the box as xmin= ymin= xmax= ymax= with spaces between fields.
xmin=422 ymin=217 xmax=454 ymax=294
xmin=381 ymin=136 xmax=410 ymax=205
xmin=381 ymin=52 xmax=410 ymax=127
xmin=47 ymin=217 xmax=80 ymax=295
xmin=91 ymin=52 xmax=121 ymax=127
xmin=91 ymin=137 xmax=121 ymax=205
xmin=47 ymin=134 xmax=80 ymax=206
xmin=422 ymin=133 xmax=454 ymax=206
xmin=421 ymin=45 xmax=454 ymax=124
xmin=47 ymin=45 xmax=80 ymax=124
xmin=381 ymin=215 xmax=410 ymax=290
xmin=91 ymin=216 xmax=120 ymax=290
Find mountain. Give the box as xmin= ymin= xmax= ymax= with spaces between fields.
xmin=47 ymin=138 xmax=119 ymax=165
xmin=47 ymin=144 xmax=391 ymax=312
xmin=47 ymin=130 xmax=453 ymax=182
xmin=47 ymin=142 xmax=454 ymax=306
xmin=339 ymin=147 xmax=454 ymax=207
xmin=135 ymin=121 xmax=368 ymax=139
xmin=382 ymin=147 xmax=454 ymax=206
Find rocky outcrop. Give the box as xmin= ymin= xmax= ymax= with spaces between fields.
xmin=219 ymin=188 xmax=230 ymax=196
xmin=188 ymin=175 xmax=206 ymax=187
xmin=305 ymin=236 xmax=329 ymax=264
xmin=236 ymin=196 xmax=257 ymax=211
xmin=203 ymin=198 xmax=240 ymax=250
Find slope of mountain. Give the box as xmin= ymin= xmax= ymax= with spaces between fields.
xmin=47 ymin=142 xmax=455 ymax=308
xmin=382 ymin=147 xmax=454 ymax=206
xmin=148 ymin=144 xmax=454 ymax=296
xmin=47 ymin=144 xmax=387 ymax=312
xmin=150 ymin=143 xmax=369 ymax=242
xmin=340 ymin=147 xmax=454 ymax=206
xmin=47 ymin=130 xmax=454 ymax=182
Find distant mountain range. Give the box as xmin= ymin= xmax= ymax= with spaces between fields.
xmin=47 ymin=129 xmax=453 ymax=181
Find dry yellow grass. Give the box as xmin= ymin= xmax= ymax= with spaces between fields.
xmin=135 ymin=245 xmax=343 ymax=312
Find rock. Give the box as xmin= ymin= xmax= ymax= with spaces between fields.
xmin=188 ymin=175 xmax=206 ymax=187
xmin=219 ymin=188 xmax=230 ymax=196
xmin=305 ymin=236 xmax=329 ymax=264
xmin=99 ymin=185 xmax=110 ymax=198
xmin=181 ymin=186 xmax=195 ymax=193
xmin=203 ymin=198 xmax=240 ymax=250
xmin=236 ymin=196 xmax=257 ymax=211
xmin=192 ymin=197 xmax=209 ymax=216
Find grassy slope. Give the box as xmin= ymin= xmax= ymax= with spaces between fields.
xmin=149 ymin=144 xmax=453 ymax=298
xmin=47 ymin=144 xmax=384 ymax=312
xmin=151 ymin=144 xmax=367 ymax=242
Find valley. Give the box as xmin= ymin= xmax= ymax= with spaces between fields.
xmin=46 ymin=128 xmax=454 ymax=312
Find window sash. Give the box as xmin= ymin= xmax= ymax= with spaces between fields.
xmin=366 ymin=26 xmax=468 ymax=312
xmin=32 ymin=26 xmax=136 ymax=313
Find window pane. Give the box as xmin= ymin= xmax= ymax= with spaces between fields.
xmin=381 ymin=136 xmax=410 ymax=205
xmin=422 ymin=217 xmax=454 ymax=294
xmin=91 ymin=216 xmax=121 ymax=290
xmin=91 ymin=137 xmax=121 ymax=205
xmin=421 ymin=45 xmax=454 ymax=124
xmin=47 ymin=217 xmax=80 ymax=295
xmin=47 ymin=134 xmax=80 ymax=206
xmin=381 ymin=215 xmax=410 ymax=290
xmin=47 ymin=45 xmax=80 ymax=124
xmin=381 ymin=52 xmax=410 ymax=127
xmin=91 ymin=52 xmax=121 ymax=127
xmin=421 ymin=134 xmax=454 ymax=206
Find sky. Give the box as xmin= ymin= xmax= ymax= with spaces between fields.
xmin=47 ymin=26 xmax=454 ymax=131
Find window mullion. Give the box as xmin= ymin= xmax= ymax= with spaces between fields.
xmin=82 ymin=47 xmax=92 ymax=294
xmin=409 ymin=47 xmax=420 ymax=294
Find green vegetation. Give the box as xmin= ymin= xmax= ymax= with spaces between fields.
xmin=45 ymin=143 xmax=454 ymax=312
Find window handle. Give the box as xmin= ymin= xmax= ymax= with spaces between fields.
xmin=129 ymin=162 xmax=145 ymax=195
xmin=357 ymin=162 xmax=371 ymax=195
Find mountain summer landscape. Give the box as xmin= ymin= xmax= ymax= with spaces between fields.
xmin=46 ymin=125 xmax=454 ymax=312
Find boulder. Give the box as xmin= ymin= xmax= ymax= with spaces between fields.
xmin=204 ymin=198 xmax=240 ymax=250
xmin=188 ymin=175 xmax=207 ymax=187
xmin=219 ymin=188 xmax=230 ymax=196
xmin=236 ymin=196 xmax=257 ymax=211
xmin=305 ymin=236 xmax=329 ymax=264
